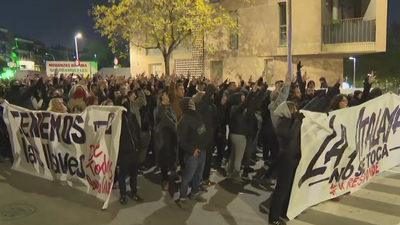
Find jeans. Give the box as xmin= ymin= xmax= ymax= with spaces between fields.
xmin=179 ymin=151 xmax=206 ymax=200
xmin=228 ymin=134 xmax=247 ymax=176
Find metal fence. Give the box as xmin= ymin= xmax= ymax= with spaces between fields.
xmin=323 ymin=18 xmax=376 ymax=44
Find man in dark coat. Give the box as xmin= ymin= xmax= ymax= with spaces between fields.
xmin=115 ymin=96 xmax=143 ymax=205
xmin=176 ymin=94 xmax=212 ymax=209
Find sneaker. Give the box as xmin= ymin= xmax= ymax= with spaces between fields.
xmin=162 ymin=181 xmax=169 ymax=191
xmin=127 ymin=192 xmax=143 ymax=203
xmin=153 ymin=166 xmax=161 ymax=173
xmin=119 ymin=196 xmax=128 ymax=205
xmin=221 ymin=161 xmax=228 ymax=167
xmin=269 ymin=220 xmax=286 ymax=225
xmin=177 ymin=199 xmax=189 ymax=210
xmin=190 ymin=194 xmax=207 ymax=203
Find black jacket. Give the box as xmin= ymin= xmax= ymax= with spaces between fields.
xmin=246 ymin=85 xmax=268 ymax=138
xmin=5 ymin=78 xmax=43 ymax=109
xmin=154 ymin=104 xmax=177 ymax=167
xmin=275 ymin=112 xmax=303 ymax=166
xmin=303 ymin=82 xmax=340 ymax=113
xmin=117 ymin=97 xmax=141 ymax=165
xmin=140 ymin=94 xmax=157 ymax=132
xmin=229 ymin=91 xmax=255 ymax=136
xmin=195 ymin=85 xmax=216 ymax=144
xmin=177 ymin=98 xmax=208 ymax=156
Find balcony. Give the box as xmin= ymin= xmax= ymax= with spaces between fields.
xmin=322 ymin=18 xmax=376 ymax=53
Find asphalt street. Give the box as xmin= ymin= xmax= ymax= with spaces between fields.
xmin=0 ymin=161 xmax=400 ymax=225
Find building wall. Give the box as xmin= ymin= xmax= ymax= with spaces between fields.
xmin=375 ymin=0 xmax=388 ymax=52
xmin=204 ymin=55 xmax=343 ymax=86
xmin=129 ymin=0 xmax=386 ymax=83
xmin=130 ymin=47 xmax=192 ymax=76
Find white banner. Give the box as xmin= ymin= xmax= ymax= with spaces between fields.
xmin=3 ymin=103 xmax=124 ymax=209
xmin=46 ymin=61 xmax=98 ymax=76
xmin=288 ymin=94 xmax=400 ymax=219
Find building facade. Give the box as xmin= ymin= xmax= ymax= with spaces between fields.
xmin=130 ymin=0 xmax=388 ymax=85
xmin=34 ymin=42 xmax=46 ymax=71
xmin=0 ymin=27 xmax=12 ymax=63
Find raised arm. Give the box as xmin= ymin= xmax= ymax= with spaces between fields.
xmin=132 ymin=89 xmax=147 ymax=108
xmin=196 ymin=84 xmax=216 ymax=112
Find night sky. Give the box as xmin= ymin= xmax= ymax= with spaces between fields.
xmin=0 ymin=0 xmax=108 ymax=48
xmin=0 ymin=0 xmax=399 ymax=49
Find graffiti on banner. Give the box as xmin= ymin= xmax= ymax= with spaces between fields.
xmin=287 ymin=94 xmax=400 ymax=220
xmin=3 ymin=103 xmax=124 ymax=209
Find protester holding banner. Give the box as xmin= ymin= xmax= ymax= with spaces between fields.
xmin=115 ymin=95 xmax=143 ymax=205
xmin=267 ymin=101 xmax=303 ymax=225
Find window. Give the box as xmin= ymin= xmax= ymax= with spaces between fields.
xmin=149 ymin=63 xmax=162 ymax=75
xmin=279 ymin=3 xmax=287 ymax=46
xmin=229 ymin=11 xmax=238 ymax=50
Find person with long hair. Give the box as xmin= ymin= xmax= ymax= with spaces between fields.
xmin=153 ymin=90 xmax=178 ymax=191
xmin=329 ymin=94 xmax=349 ymax=111
xmin=48 ymin=97 xmax=68 ymax=113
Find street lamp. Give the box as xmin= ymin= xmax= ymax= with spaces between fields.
xmin=349 ymin=57 xmax=356 ymax=87
xmin=45 ymin=53 xmax=55 ymax=61
xmin=74 ymin=33 xmax=82 ymax=61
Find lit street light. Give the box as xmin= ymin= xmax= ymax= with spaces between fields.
xmin=349 ymin=57 xmax=356 ymax=87
xmin=45 ymin=53 xmax=55 ymax=61
xmin=74 ymin=33 xmax=82 ymax=61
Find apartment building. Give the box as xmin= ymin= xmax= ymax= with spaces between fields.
xmin=0 ymin=27 xmax=12 ymax=63
xmin=130 ymin=0 xmax=388 ymax=85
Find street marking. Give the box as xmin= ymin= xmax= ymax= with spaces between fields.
xmin=351 ymin=189 xmax=400 ymax=206
xmin=312 ymin=203 xmax=400 ymax=225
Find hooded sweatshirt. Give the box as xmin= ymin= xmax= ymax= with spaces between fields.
xmin=269 ymin=84 xmax=290 ymax=128
xmin=274 ymin=101 xmax=302 ymax=166
xmin=177 ymin=97 xmax=208 ymax=156
xmin=229 ymin=91 xmax=255 ymax=136
xmin=274 ymin=101 xmax=293 ymax=120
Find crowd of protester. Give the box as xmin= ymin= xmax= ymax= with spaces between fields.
xmin=0 ymin=61 xmax=382 ymax=225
